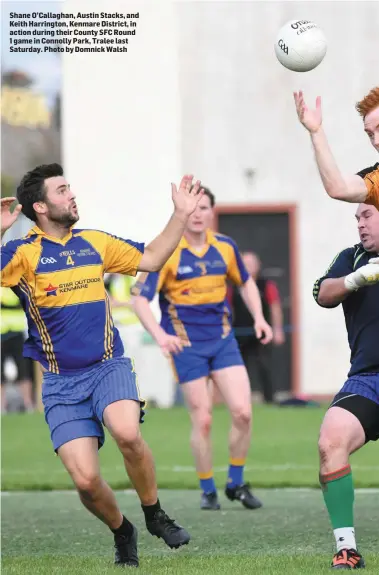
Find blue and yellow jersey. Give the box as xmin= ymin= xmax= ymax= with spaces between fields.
xmin=132 ymin=230 xmax=249 ymax=343
xmin=1 ymin=226 xmax=144 ymax=374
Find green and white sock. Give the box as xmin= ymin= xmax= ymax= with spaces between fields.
xmin=319 ymin=464 xmax=357 ymax=552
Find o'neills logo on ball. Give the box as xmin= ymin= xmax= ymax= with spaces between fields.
xmin=291 ymin=20 xmax=311 ymax=30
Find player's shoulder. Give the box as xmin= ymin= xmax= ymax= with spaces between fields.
xmin=212 ymin=231 xmax=238 ymax=249
xmin=1 ymin=232 xmax=39 ymax=252
xmin=356 ymin=162 xmax=379 ymax=179
xmin=72 ymin=228 xmax=105 ymax=238
xmin=332 ymin=243 xmax=365 ymax=265
xmin=74 ymin=229 xmax=143 ymax=252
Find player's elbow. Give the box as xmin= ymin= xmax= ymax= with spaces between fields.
xmin=315 ymin=285 xmax=341 ymax=308
xmin=326 ymin=183 xmax=350 ymax=201
xmin=138 ymin=250 xmax=163 ymax=273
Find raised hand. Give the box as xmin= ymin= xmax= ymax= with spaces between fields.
xmin=294 ymin=91 xmax=322 ymax=133
xmin=1 ymin=197 xmax=22 ymax=235
xmin=171 ymin=175 xmax=204 ymax=218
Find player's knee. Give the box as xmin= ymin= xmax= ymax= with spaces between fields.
xmin=74 ymin=469 xmax=102 ymax=498
xmin=318 ymin=429 xmax=346 ymax=463
xmin=193 ymin=410 xmax=212 ymax=437
xmin=231 ymin=406 xmax=252 ymax=429
xmin=115 ymin=426 xmax=143 ymax=455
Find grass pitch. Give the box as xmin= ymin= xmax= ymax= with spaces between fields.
xmin=2 ymin=405 xmax=378 ymax=490
xmin=2 ymin=405 xmax=378 ymax=573
xmin=2 ymin=489 xmax=379 ymax=574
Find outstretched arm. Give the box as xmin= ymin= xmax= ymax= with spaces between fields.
xmin=294 ymin=92 xmax=368 ymax=203
xmin=138 ymin=175 xmax=203 ymax=272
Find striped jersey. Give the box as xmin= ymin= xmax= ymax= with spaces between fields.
xmin=1 ymin=226 xmax=144 ymax=374
xmin=132 ymin=229 xmax=249 ymax=343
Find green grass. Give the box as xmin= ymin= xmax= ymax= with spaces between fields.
xmin=1 ymin=405 xmax=378 ymax=490
xmin=2 ymin=489 xmax=379 ymax=574
xmin=2 ymin=406 xmax=379 ymax=573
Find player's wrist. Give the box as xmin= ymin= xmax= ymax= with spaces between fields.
xmin=173 ymin=208 xmax=190 ymax=223
xmin=344 ymin=272 xmax=360 ymax=292
xmin=309 ymin=125 xmax=324 ymax=138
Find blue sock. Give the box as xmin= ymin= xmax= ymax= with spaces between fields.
xmin=227 ymin=459 xmax=245 ymax=488
xmin=199 ymin=474 xmax=216 ymax=494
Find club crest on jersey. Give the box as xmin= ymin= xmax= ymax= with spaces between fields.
xmin=44 ymin=283 xmax=58 ymax=296
xmin=195 ymin=262 xmax=207 ymax=276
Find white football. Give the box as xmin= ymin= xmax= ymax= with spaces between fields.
xmin=274 ymin=20 xmax=327 ymax=72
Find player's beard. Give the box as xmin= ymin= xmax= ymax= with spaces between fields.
xmin=47 ymin=205 xmax=79 ymax=228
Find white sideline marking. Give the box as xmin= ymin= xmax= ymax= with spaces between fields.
xmin=2 ymin=488 xmax=379 ymax=495
xmin=4 ymin=463 xmax=379 ymax=475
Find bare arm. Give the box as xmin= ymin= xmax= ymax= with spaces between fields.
xmin=139 ymin=211 xmax=189 ymax=272
xmin=239 ymin=277 xmax=264 ymax=320
xmin=132 ymin=295 xmax=167 ymax=343
xmin=132 ymin=295 xmax=182 ymax=354
xmin=294 ymin=92 xmax=368 ymax=203
xmin=317 ymin=277 xmax=351 ymax=307
xmin=310 ymin=129 xmax=368 ymax=203
xmin=239 ymin=277 xmax=273 ymax=344
xmin=138 ymin=176 xmax=203 ymax=272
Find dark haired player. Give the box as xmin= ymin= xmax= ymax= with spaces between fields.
xmin=0 ymin=164 xmax=204 ymax=567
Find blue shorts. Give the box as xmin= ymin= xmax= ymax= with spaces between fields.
xmin=171 ymin=334 xmax=244 ymax=384
xmin=337 ymin=372 xmax=379 ymax=406
xmin=42 ymin=357 xmax=145 ymax=452
xmin=330 ymin=372 xmax=379 ymax=442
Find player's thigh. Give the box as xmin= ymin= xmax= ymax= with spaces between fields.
xmin=93 ymin=357 xmax=145 ymax=447
xmin=181 ymin=376 xmax=213 ymax=412
xmin=210 ymin=336 xmax=251 ymax=414
xmin=58 ymin=436 xmax=101 ymax=491
xmin=319 ymin=405 xmax=366 ymax=456
xmin=323 ymin=375 xmax=379 ymax=447
xmin=212 ymin=365 xmax=252 ymax=418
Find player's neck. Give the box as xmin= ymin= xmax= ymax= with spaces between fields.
xmin=36 ymin=220 xmax=72 ymax=240
xmin=184 ymin=230 xmax=207 ymax=250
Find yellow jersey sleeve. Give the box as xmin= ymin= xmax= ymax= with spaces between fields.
xmin=1 ymin=239 xmax=30 ymax=287
xmin=80 ymin=230 xmax=144 ymax=276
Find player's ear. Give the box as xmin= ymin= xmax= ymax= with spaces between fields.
xmin=33 ymin=201 xmax=47 ymax=216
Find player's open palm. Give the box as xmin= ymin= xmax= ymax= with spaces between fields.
xmin=294 ymin=91 xmax=322 ymax=133
xmin=1 ymin=197 xmax=22 ymax=234
xmin=172 ymin=175 xmax=204 ymax=217
xmin=157 ymin=331 xmax=183 ymax=357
